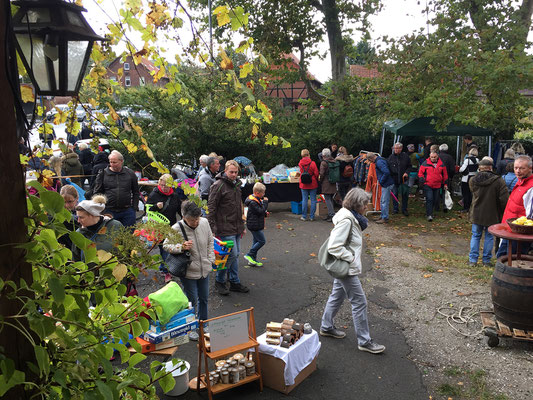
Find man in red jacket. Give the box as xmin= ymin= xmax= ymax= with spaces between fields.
xmin=496 ymin=155 xmax=533 ymax=258
xmin=418 ymin=152 xmax=448 ymax=222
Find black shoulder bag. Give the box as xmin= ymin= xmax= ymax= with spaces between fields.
xmin=166 ymin=222 xmax=192 ymax=278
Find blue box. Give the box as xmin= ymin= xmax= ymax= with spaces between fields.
xmin=291 ymin=201 xmax=302 ymax=215
xmin=150 ymin=307 xmax=196 ymax=333
xmin=142 ymin=320 xmax=199 ymax=344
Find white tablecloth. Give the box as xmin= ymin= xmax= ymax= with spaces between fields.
xmin=257 ymin=330 xmax=321 ymax=386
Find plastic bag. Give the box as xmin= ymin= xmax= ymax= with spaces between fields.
xmin=148 ymin=282 xmax=189 ymax=324
xmin=268 ymin=164 xmax=289 ymax=177
xmin=444 ymin=189 xmax=453 ymax=210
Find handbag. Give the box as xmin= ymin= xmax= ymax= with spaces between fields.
xmin=318 ymin=221 xmax=353 ymax=279
xmin=166 ymin=222 xmax=191 ymax=278
xmin=444 ymin=189 xmax=453 ymax=211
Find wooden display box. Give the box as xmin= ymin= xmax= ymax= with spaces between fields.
xmin=315 ymin=202 xmax=328 ymax=217
xmin=259 ymin=353 xmax=317 ymax=394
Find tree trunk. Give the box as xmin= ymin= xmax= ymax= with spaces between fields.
xmin=321 ymin=0 xmax=346 ymax=81
xmin=0 ymin=0 xmax=34 ymax=398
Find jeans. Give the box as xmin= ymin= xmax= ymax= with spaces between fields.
xmin=321 ymin=276 xmax=372 ymax=346
xmin=159 ymin=245 xmax=169 ymax=273
xmin=108 ymin=207 xmax=136 ymax=227
xmin=496 ymin=239 xmax=531 ymax=259
xmin=324 ymin=194 xmax=335 ymax=217
xmin=301 ymin=188 xmax=317 ymax=219
xmin=216 ymin=235 xmax=241 ymax=284
xmin=247 ymin=230 xmax=266 ymax=259
xmin=469 ymin=224 xmax=493 ymax=264
xmin=380 ymin=184 xmax=394 ymax=220
xmin=391 ymin=183 xmax=408 ymax=213
xmin=424 ymin=186 xmax=440 ymax=216
xmin=180 ymin=275 xmax=209 ymax=322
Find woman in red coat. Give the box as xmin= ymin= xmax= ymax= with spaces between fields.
xmin=298 ymin=149 xmax=319 ymax=221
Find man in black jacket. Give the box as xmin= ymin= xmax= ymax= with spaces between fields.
xmin=92 ymin=150 xmax=139 ymax=227
xmin=387 ymin=143 xmax=411 ymax=216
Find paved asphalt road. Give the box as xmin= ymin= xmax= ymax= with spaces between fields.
xmin=135 ymin=203 xmax=428 ymax=400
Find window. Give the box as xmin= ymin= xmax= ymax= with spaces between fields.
xmin=125 ymin=77 xmax=131 ymax=87
xmin=124 ymin=62 xmax=130 ymax=71
xmin=139 ymin=77 xmax=145 ymax=86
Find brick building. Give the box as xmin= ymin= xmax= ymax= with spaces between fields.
xmin=349 ymin=64 xmax=381 ymax=79
xmin=106 ymin=55 xmax=169 ymax=88
xmin=265 ymin=54 xmax=321 ymax=109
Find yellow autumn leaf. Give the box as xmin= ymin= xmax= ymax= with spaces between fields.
xmin=20 ymin=85 xmax=34 ymax=103
xmin=106 ymin=102 xmax=120 ymax=121
xmin=239 ymin=62 xmax=253 ymax=78
xmin=112 ymin=263 xmax=128 ymax=282
xmin=97 ymin=249 xmax=114 ymax=263
xmin=219 ymin=49 xmax=234 ymax=70
xmin=213 ymin=5 xmax=230 ymax=26
xmin=225 ymin=104 xmax=242 ymax=120
xmin=145 ymin=147 xmax=154 ymax=159
xmin=251 ymin=124 xmax=258 ymax=139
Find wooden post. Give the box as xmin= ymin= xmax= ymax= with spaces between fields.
xmin=0 ymin=0 xmax=34 ymax=398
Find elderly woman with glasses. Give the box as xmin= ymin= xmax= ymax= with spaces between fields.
xmin=147 ymin=173 xmax=183 ymax=282
xmin=319 ymin=188 xmax=385 ymax=354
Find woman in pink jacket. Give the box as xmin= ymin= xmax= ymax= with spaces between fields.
xmin=298 ymin=149 xmax=319 ymax=221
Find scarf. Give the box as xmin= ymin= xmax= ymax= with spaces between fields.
xmin=158 ymin=185 xmax=174 ymax=196
xmin=350 ymin=210 xmax=368 ymax=231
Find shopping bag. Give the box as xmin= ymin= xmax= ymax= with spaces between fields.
xmin=318 ymin=239 xmax=350 ymax=279
xmin=444 ymin=189 xmax=453 ymax=210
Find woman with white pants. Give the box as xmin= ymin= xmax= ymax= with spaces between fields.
xmin=320 ymin=188 xmax=385 ymax=354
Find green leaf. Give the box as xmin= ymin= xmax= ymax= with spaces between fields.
xmin=69 ymin=231 xmax=91 ymax=250
xmin=34 ymin=345 xmax=50 ymax=378
xmin=0 ymin=369 xmax=25 ymax=397
xmin=159 ymin=369 xmax=176 ymax=393
xmin=130 ymin=321 xmax=143 ymax=337
xmin=54 ymin=369 xmax=67 ymax=388
xmin=95 ymin=380 xmax=114 ymax=400
xmin=40 ymin=190 xmax=64 ymax=214
xmin=128 ymin=352 xmax=146 ymax=367
xmin=48 ymin=276 xmax=65 ymax=304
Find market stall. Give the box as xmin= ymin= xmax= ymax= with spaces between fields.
xmin=241 ymin=181 xmax=301 ymax=203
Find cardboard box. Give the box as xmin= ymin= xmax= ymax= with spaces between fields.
xmin=259 ymin=353 xmax=317 ymax=394
xmin=149 ymin=307 xmax=196 ymax=333
xmin=135 ymin=334 xmax=189 ymax=353
xmin=315 ymin=202 xmax=328 ymax=217
xmin=142 ymin=320 xmax=198 ymax=344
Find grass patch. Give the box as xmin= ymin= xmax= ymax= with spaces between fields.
xmin=435 ymin=367 xmax=509 ymax=400
xmin=420 ymin=250 xmax=494 ymax=283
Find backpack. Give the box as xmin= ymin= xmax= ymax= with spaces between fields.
xmin=300 ymin=163 xmax=312 ymax=184
xmin=327 ymin=161 xmax=340 ymax=183
xmin=342 ymin=163 xmax=354 ymax=178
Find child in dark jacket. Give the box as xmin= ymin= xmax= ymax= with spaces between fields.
xmin=244 ymin=182 xmax=268 ymax=266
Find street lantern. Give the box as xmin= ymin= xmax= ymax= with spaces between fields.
xmin=11 ymin=0 xmax=106 ymax=96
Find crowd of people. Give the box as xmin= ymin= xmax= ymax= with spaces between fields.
xmin=24 ymin=135 xmax=532 ymax=349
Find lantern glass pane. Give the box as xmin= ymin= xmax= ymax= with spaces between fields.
xmin=67 ymin=41 xmax=90 ymax=91
xmin=65 ymin=10 xmax=85 ymax=28
xmin=22 ymin=9 xmax=51 ymax=24
xmin=16 ymin=34 xmax=51 ymax=92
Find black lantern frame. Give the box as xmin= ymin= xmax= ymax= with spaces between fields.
xmin=11 ymin=0 xmax=106 ymax=96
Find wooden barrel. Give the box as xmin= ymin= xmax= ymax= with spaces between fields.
xmin=491 ymin=255 xmax=533 ymax=331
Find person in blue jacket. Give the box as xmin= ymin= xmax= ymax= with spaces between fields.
xmin=367 ymin=152 xmax=394 ymax=224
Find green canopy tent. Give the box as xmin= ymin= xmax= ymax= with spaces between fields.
xmin=380 ymin=117 xmax=493 ymax=163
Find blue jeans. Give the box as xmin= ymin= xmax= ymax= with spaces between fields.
xmin=321 ymin=276 xmax=372 ymax=346
xmin=324 ymin=194 xmax=335 ymax=217
xmin=380 ymin=184 xmax=394 ymax=220
xmin=216 ymin=235 xmax=241 ymax=284
xmin=180 ymin=276 xmax=209 ymax=322
xmin=301 ymin=188 xmax=317 ymax=219
xmin=247 ymin=230 xmax=266 ymax=259
xmin=159 ymin=245 xmax=169 ymax=273
xmin=108 ymin=207 xmax=136 ymax=227
xmin=424 ymin=187 xmax=440 ymax=216
xmin=469 ymin=224 xmax=493 ymax=264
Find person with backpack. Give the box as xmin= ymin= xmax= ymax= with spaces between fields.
xmin=320 ymin=148 xmax=340 ymax=222
xmin=335 ymin=146 xmax=355 ymax=201
xmin=459 ymin=147 xmax=479 ymax=212
xmin=366 ymin=152 xmax=394 ymax=224
xmin=298 ymin=149 xmax=319 ymax=221
xmin=387 ymin=143 xmax=411 ymax=216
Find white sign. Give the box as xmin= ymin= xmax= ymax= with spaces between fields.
xmin=209 ymin=313 xmax=249 ymax=353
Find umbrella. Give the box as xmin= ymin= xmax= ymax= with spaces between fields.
xmin=234 ymin=156 xmax=252 ymax=166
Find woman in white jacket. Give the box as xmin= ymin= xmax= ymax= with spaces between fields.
xmin=164 ymin=201 xmax=215 ymax=340
xmin=320 ymin=188 xmax=385 ymax=354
